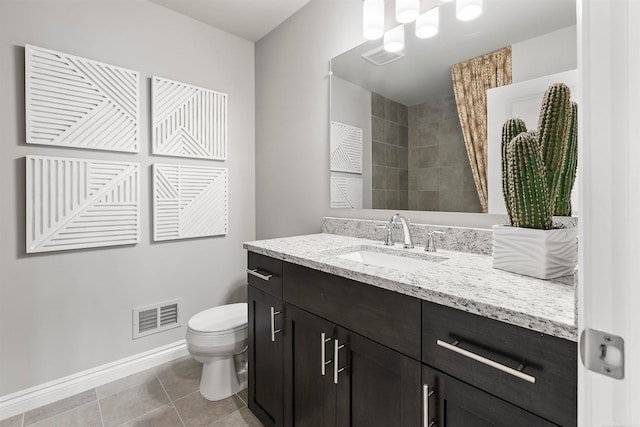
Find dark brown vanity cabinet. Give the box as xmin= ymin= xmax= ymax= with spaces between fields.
xmin=247 ymin=252 xmax=577 ymax=427
xmin=422 ymin=301 xmax=577 ymax=426
xmin=284 ymin=304 xmax=421 ymax=427
xmin=422 ymin=366 xmax=557 ymax=427
xmin=247 ymin=253 xmax=284 ymax=427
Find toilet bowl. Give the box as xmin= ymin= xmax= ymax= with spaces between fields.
xmin=186 ymin=303 xmax=248 ymax=401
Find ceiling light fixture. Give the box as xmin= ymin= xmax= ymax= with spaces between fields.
xmin=363 ymin=0 xmax=385 ymax=40
xmin=415 ymin=6 xmax=439 ymax=39
xmin=396 ymin=0 xmax=420 ymax=23
xmin=456 ymin=0 xmax=483 ymax=21
xmin=384 ymin=25 xmax=405 ymax=52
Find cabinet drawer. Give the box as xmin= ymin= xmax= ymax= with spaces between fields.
xmin=422 ymin=301 xmax=576 ymax=426
xmin=247 ymin=252 xmax=283 ymax=298
xmin=283 ymin=262 xmax=421 ymax=360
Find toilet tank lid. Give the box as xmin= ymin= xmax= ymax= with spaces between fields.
xmin=188 ymin=303 xmax=248 ymax=333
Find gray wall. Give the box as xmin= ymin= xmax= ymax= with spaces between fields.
xmin=512 ymin=25 xmax=577 ymax=83
xmin=256 ymin=0 xmax=364 ymax=239
xmin=0 ymin=0 xmax=255 ymax=396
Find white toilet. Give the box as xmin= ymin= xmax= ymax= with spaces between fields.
xmin=186 ymin=303 xmax=248 ymax=401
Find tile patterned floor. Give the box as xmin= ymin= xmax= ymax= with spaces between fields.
xmin=0 ymin=356 xmax=263 ymax=427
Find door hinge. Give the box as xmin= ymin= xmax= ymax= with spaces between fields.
xmin=579 ymin=328 xmax=624 ymax=380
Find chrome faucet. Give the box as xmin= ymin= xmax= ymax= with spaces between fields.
xmin=386 ymin=214 xmax=414 ymax=249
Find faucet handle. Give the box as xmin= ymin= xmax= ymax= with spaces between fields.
xmin=425 ymin=229 xmax=445 ymax=252
xmin=376 ymin=224 xmax=394 ymax=246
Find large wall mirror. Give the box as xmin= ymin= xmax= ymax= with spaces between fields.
xmin=329 ymin=0 xmax=577 ymax=213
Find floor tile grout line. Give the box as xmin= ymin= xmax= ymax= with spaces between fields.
xmin=94 ymin=389 xmax=105 ymax=427
xmin=153 ymin=367 xmax=186 ymax=427
xmin=236 ymin=391 xmax=248 ymax=406
xmin=206 ymin=408 xmax=242 ymax=427
xmin=152 ymin=367 xmax=173 ymax=403
xmin=170 ymin=402 xmax=187 ymax=427
xmin=23 ymin=400 xmax=100 ymax=427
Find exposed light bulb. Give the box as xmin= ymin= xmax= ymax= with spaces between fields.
xmin=384 ymin=25 xmax=405 ymax=52
xmin=363 ymin=0 xmax=385 ymax=40
xmin=396 ymin=0 xmax=420 ymax=24
xmin=456 ymin=0 xmax=482 ymax=21
xmin=415 ymin=6 xmax=439 ymax=39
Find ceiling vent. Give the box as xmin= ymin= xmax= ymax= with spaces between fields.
xmin=361 ymin=46 xmax=405 ymax=66
xmin=133 ymin=299 xmax=181 ymax=339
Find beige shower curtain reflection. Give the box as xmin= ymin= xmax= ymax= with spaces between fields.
xmin=451 ymin=46 xmax=512 ymax=212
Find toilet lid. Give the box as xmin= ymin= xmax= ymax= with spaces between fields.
xmin=188 ymin=303 xmax=248 ymax=334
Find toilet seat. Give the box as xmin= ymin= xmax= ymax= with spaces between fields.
xmin=187 ymin=303 xmax=247 ymax=335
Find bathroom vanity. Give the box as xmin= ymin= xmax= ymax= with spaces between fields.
xmin=244 ymin=232 xmax=577 ymax=427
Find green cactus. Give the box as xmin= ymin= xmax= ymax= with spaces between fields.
xmin=554 ymin=102 xmax=578 ymax=215
xmin=505 ymin=133 xmax=552 ymax=230
xmin=501 ymin=83 xmax=578 ymax=229
xmin=537 ymin=83 xmax=572 ymax=209
xmin=501 ymin=118 xmax=528 ymax=221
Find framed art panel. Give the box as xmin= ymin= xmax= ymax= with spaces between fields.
xmin=25 ymin=45 xmax=140 ymax=153
xmin=153 ymin=164 xmax=228 ymax=241
xmin=26 ymin=155 xmax=140 ymax=253
xmin=152 ymin=77 xmax=227 ymax=160
xmin=330 ymin=121 xmax=363 ymax=174
xmin=330 ymin=175 xmax=363 ymax=209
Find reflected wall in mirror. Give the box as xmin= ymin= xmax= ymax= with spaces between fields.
xmin=330 ymin=0 xmax=577 ymax=213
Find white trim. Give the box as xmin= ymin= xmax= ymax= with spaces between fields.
xmin=578 ymin=0 xmax=640 ymax=424
xmin=0 ymin=340 xmax=187 ymax=420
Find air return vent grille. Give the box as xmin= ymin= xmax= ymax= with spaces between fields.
xmin=133 ymin=299 xmax=181 ymax=339
xmin=361 ymin=46 xmax=405 ymax=66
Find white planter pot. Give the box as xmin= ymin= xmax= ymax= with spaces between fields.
xmin=492 ymin=224 xmax=578 ymax=280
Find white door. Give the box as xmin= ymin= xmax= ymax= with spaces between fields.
xmin=579 ymin=0 xmax=640 ymax=424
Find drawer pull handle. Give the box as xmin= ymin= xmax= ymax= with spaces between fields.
xmin=423 ymin=384 xmax=435 ymax=427
xmin=248 ymin=268 xmax=273 ymax=281
xmin=334 ymin=339 xmax=346 ymax=384
xmin=320 ymin=332 xmax=333 ymax=376
xmin=436 ymin=339 xmax=536 ymax=384
xmin=270 ymin=307 xmax=282 ymax=342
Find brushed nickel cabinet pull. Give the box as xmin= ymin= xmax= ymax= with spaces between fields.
xmin=320 ymin=332 xmax=333 ymax=376
xmin=333 ymin=339 xmax=345 ymax=384
xmin=270 ymin=307 xmax=282 ymax=342
xmin=248 ymin=268 xmax=273 ymax=281
xmin=423 ymin=384 xmax=435 ymax=427
xmin=436 ymin=339 xmax=536 ymax=383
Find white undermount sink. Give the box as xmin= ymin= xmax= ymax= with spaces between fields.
xmin=336 ymin=248 xmax=446 ymax=272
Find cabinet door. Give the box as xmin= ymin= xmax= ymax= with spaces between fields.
xmin=336 ymin=328 xmax=421 ymax=427
xmin=248 ymin=286 xmax=284 ymax=427
xmin=284 ymin=304 xmax=337 ymax=427
xmin=422 ymin=365 xmax=558 ymax=427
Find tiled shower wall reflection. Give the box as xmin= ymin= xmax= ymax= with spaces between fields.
xmin=408 ymin=95 xmax=482 ymax=212
xmin=371 ymin=93 xmax=409 ymax=210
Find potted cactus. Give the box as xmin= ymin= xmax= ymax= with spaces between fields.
xmin=492 ymin=83 xmax=578 ymax=279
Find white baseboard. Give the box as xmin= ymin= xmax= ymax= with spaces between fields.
xmin=0 ymin=340 xmax=188 ymax=421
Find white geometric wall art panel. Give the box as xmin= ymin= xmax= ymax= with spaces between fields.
xmin=330 ymin=121 xmax=363 ymax=173
xmin=153 ymin=164 xmax=228 ymax=241
xmin=152 ymin=77 xmax=228 ymax=160
xmin=330 ymin=175 xmax=363 ymax=209
xmin=26 ymin=155 xmax=140 ymax=253
xmin=25 ymin=45 xmax=140 ymax=153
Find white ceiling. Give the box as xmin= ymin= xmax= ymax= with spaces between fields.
xmin=332 ymin=0 xmax=577 ymax=106
xmin=148 ymin=0 xmax=311 ymax=42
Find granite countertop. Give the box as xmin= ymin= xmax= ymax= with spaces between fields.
xmin=243 ymin=233 xmax=577 ymax=342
